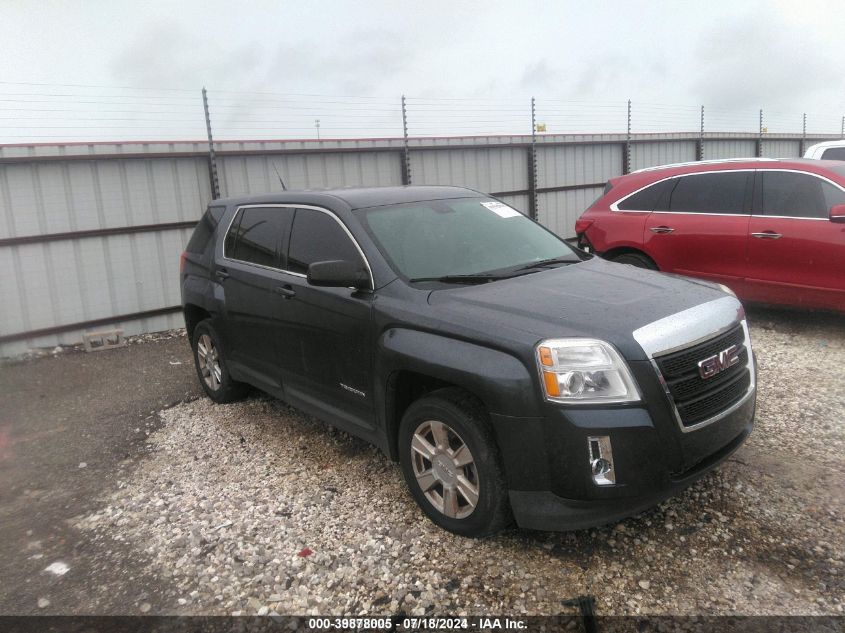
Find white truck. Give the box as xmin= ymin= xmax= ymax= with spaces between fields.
xmin=804 ymin=140 xmax=845 ymax=160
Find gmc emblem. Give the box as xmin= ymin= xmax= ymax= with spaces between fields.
xmin=697 ymin=344 xmax=741 ymax=379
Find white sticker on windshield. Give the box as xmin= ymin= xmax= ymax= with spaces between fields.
xmin=480 ymin=201 xmax=522 ymax=218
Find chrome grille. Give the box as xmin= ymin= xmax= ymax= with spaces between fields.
xmin=654 ymin=324 xmax=751 ymax=428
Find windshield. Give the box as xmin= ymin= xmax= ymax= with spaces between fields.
xmin=359 ymin=197 xmax=581 ymax=280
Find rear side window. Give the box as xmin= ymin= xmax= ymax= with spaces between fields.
xmin=821 ymin=147 xmax=845 ymax=161
xmin=662 ymin=172 xmax=749 ymax=214
xmin=762 ymin=172 xmax=845 ymax=219
xmin=186 ymin=205 xmax=225 ymax=254
xmin=225 ymin=206 xmax=293 ymax=268
xmin=617 ymin=179 xmax=671 ymax=211
xmin=287 ymin=208 xmax=363 ymax=275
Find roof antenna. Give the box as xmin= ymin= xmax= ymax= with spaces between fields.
xmin=271 ymin=161 xmax=287 ymax=190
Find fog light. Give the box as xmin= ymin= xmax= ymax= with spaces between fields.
xmin=587 ymin=436 xmax=616 ymax=486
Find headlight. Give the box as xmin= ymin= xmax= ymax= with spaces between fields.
xmin=536 ymin=338 xmax=640 ymax=404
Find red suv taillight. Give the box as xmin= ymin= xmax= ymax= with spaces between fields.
xmin=574 ymin=218 xmax=594 ymax=235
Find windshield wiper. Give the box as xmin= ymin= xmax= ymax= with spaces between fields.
xmin=512 ymin=256 xmax=577 ymax=273
xmin=409 ymin=273 xmax=509 ymax=284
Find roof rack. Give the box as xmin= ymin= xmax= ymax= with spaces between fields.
xmin=632 ymin=157 xmax=778 ymax=174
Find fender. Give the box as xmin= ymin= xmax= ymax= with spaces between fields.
xmin=375 ymin=327 xmax=541 ymax=424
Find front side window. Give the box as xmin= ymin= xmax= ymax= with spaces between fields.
xmin=359 ymin=197 xmax=580 ymax=280
xmin=761 ymin=172 xmax=845 ymax=219
xmin=660 ymin=172 xmax=749 ymax=214
xmin=287 ymin=208 xmax=363 ymax=275
xmin=225 ymin=206 xmax=292 ymax=268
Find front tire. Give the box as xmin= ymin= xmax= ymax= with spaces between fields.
xmin=398 ymin=388 xmax=511 ymax=537
xmin=191 ymin=319 xmax=249 ymax=403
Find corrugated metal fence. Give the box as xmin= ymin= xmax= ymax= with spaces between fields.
xmin=0 ymin=131 xmax=835 ymax=356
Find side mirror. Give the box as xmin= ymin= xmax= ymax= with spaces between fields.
xmin=831 ymin=204 xmax=845 ymax=223
xmin=307 ymin=260 xmax=370 ymax=289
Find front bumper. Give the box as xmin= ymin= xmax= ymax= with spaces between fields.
xmin=490 ymin=382 xmax=755 ymax=532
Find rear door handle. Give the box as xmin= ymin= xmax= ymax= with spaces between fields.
xmin=751 ymin=231 xmax=782 ymax=239
xmin=649 ymin=226 xmax=674 ymax=234
xmin=274 ymin=285 xmax=296 ymax=299
xmin=215 ymin=268 xmax=230 ymax=280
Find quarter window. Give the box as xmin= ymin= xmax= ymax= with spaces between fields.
xmin=287 ymin=208 xmax=363 ymax=275
xmin=617 ymin=179 xmax=672 ymax=211
xmin=660 ymin=172 xmax=749 ymax=214
xmin=225 ymin=207 xmax=293 ymax=268
xmin=761 ymin=172 xmax=845 ymax=219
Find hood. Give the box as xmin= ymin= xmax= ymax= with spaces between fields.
xmin=426 ymin=257 xmax=729 ymax=360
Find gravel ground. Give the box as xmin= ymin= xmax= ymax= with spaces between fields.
xmin=73 ymin=309 xmax=844 ymax=616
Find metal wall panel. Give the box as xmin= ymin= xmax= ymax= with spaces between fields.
xmin=631 ymin=141 xmax=698 ymax=171
xmin=703 ymin=140 xmax=757 ymax=160
xmin=217 ymin=151 xmax=402 ymax=197
xmin=409 ymin=147 xmax=528 ymax=193
xmin=537 ymin=143 xmax=623 ymax=188
xmin=761 ymin=139 xmax=802 ymax=158
xmin=0 ymin=157 xmax=210 ymax=239
xmin=537 ymin=186 xmax=604 ymax=239
xmin=0 ymin=313 xmax=185 ymax=358
xmin=1 ymin=228 xmax=192 ymax=355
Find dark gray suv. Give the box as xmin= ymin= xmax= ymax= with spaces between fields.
xmin=180 ymin=186 xmax=756 ymax=536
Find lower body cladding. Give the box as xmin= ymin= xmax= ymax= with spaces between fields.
xmin=491 ymin=359 xmax=757 ymax=532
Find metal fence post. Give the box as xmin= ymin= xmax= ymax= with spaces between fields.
xmin=801 ymin=112 xmax=807 ymax=156
xmin=757 ymin=108 xmax=764 ymax=158
xmin=697 ymin=105 xmax=705 ymax=161
xmin=528 ymin=97 xmax=539 ymax=220
xmin=202 ymin=87 xmax=220 ymax=200
xmin=528 ymin=97 xmax=538 ymax=220
xmin=623 ymin=99 xmax=632 ymax=174
xmin=400 ymin=95 xmax=412 ymax=185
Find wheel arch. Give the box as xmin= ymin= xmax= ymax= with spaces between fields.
xmin=376 ymin=328 xmax=539 ymax=461
xmin=602 ymin=246 xmax=659 ymax=268
xmin=183 ymin=303 xmax=211 ymax=341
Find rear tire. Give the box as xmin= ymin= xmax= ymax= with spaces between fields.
xmin=398 ymin=388 xmax=512 ymax=537
xmin=191 ymin=319 xmax=249 ymax=404
xmin=611 ymin=252 xmax=658 ymax=270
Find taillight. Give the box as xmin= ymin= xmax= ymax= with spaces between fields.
xmin=574 ymin=218 xmax=594 ymax=235
xmin=179 ymin=252 xmax=187 ymax=274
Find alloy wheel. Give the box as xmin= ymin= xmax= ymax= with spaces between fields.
xmin=410 ymin=420 xmax=480 ymax=519
xmin=196 ymin=333 xmax=222 ymax=391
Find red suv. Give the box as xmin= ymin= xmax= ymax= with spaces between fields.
xmin=575 ymin=159 xmax=845 ymax=312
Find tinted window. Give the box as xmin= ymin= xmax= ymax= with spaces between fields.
xmin=822 ymin=180 xmax=845 ymax=210
xmin=663 ymin=172 xmax=749 ymax=214
xmin=821 ymin=147 xmax=845 ymax=161
xmin=186 ymin=205 xmax=225 ymax=254
xmin=618 ymin=179 xmax=671 ymax=211
xmin=287 ymin=209 xmax=363 ymax=274
xmin=226 ymin=207 xmax=292 ymax=267
xmin=762 ymin=172 xmax=845 ymax=219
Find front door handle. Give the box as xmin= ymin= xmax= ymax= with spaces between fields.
xmin=274 ymin=285 xmax=296 ymax=299
xmin=215 ymin=268 xmax=230 ymax=281
xmin=751 ymin=231 xmax=782 ymax=239
xmin=649 ymin=226 xmax=674 ymax=234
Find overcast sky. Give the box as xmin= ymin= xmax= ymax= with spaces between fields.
xmin=1 ymin=0 xmax=843 ymax=141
